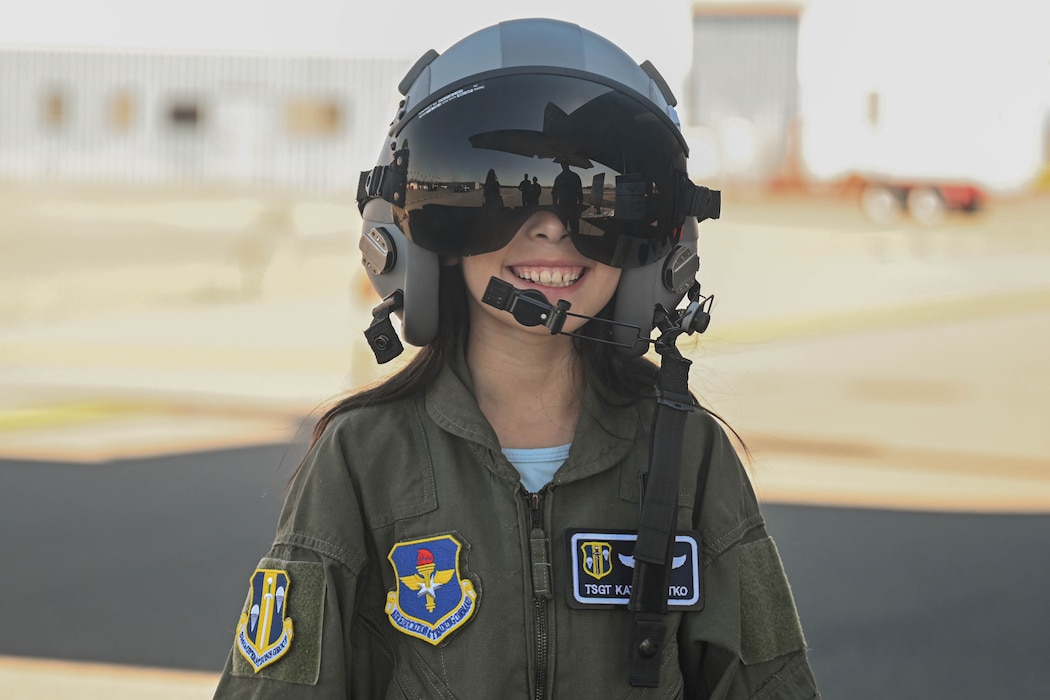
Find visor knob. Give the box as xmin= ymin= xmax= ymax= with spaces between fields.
xmin=661 ymin=245 xmax=699 ymax=294
xmin=360 ymin=226 xmax=397 ymax=275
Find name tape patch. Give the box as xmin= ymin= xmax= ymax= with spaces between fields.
xmin=567 ymin=529 xmax=703 ymax=610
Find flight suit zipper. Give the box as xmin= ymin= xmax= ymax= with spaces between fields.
xmin=526 ymin=490 xmax=552 ymax=700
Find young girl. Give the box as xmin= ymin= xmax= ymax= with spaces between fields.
xmin=214 ymin=18 xmax=819 ymax=699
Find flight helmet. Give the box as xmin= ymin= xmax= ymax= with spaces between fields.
xmin=356 ymin=18 xmax=719 ymax=359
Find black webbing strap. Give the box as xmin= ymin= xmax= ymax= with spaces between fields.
xmin=355 ymin=148 xmax=409 ymax=213
xmin=628 ymin=345 xmax=695 ymax=687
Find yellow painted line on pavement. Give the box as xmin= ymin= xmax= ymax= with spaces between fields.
xmin=0 ymin=399 xmax=304 ymax=433
xmin=0 ymin=401 xmax=156 ymax=432
xmin=747 ymin=432 xmax=1050 ymax=481
xmin=0 ymin=393 xmax=314 ymax=463
xmin=0 ymin=655 xmax=218 ymax=700
xmin=744 ymin=433 xmax=1050 ymax=513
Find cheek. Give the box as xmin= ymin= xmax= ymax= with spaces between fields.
xmin=460 ymin=255 xmax=498 ymax=300
xmin=594 ymin=267 xmax=622 ymax=303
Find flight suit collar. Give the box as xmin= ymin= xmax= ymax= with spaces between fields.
xmin=424 ymin=344 xmax=641 ymax=485
xmin=424 ymin=346 xmax=501 ymax=451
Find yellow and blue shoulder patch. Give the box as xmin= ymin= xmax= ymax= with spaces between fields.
xmin=236 ymin=568 xmax=294 ymax=671
xmin=566 ymin=529 xmax=704 ymax=610
xmin=385 ymin=534 xmax=478 ymax=645
xmin=231 ymin=558 xmax=325 ymax=685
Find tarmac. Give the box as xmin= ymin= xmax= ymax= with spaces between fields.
xmin=2 ymin=182 xmax=1049 ymax=696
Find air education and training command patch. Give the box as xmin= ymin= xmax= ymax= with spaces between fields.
xmin=236 ymin=568 xmax=295 ymax=672
xmin=386 ymin=534 xmax=478 ymax=645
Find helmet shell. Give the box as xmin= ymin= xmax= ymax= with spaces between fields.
xmin=392 ymin=19 xmax=682 ymax=138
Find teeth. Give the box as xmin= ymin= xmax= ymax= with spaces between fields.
xmin=514 ymin=266 xmax=582 ymax=288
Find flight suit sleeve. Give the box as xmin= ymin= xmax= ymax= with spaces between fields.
xmin=213 ymin=420 xmax=379 ymax=698
xmin=677 ymin=414 xmax=820 ymax=699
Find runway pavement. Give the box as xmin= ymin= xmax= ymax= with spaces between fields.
xmin=2 ymin=447 xmax=1048 ymax=698
xmin=1 ymin=184 xmax=1049 ymax=697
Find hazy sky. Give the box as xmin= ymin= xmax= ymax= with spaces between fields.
xmin=0 ymin=0 xmax=695 ymax=87
xmin=8 ymin=0 xmax=1046 ymax=109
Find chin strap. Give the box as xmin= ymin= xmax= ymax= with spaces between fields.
xmin=628 ymin=328 xmax=697 ymax=687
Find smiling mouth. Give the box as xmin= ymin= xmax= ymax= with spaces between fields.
xmin=511 ymin=266 xmax=583 ymax=288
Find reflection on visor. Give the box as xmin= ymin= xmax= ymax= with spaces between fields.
xmin=387 ymin=73 xmax=690 ymax=268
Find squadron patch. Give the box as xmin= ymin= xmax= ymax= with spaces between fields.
xmin=229 ymin=559 xmax=324 ymax=685
xmin=567 ymin=529 xmax=704 ymax=610
xmin=236 ymin=568 xmax=295 ymax=672
xmin=386 ymin=534 xmax=478 ymax=645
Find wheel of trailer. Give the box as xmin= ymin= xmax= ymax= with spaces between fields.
xmin=907 ymin=187 xmax=946 ymax=226
xmin=861 ymin=185 xmax=903 ymax=225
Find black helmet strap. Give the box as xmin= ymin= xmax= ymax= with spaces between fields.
xmin=627 ymin=328 xmax=699 ymax=687
xmin=356 ymin=148 xmax=409 ymax=214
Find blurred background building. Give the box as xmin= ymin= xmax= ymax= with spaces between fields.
xmin=686 ymin=0 xmax=1050 ymax=221
xmin=2 ymin=0 xmax=1047 ymax=214
xmin=0 ymin=51 xmax=408 ymax=190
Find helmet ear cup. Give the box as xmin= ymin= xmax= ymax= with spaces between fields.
xmin=360 ymin=199 xmax=440 ymax=347
xmin=610 ymin=218 xmax=700 ymax=356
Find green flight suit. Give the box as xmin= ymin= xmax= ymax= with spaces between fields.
xmin=214 ymin=352 xmax=820 ymax=698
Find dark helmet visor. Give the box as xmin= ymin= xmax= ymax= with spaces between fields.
xmin=386 ymin=73 xmax=690 ymax=268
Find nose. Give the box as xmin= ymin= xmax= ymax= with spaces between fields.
xmin=523 ymin=210 xmax=569 ymax=244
